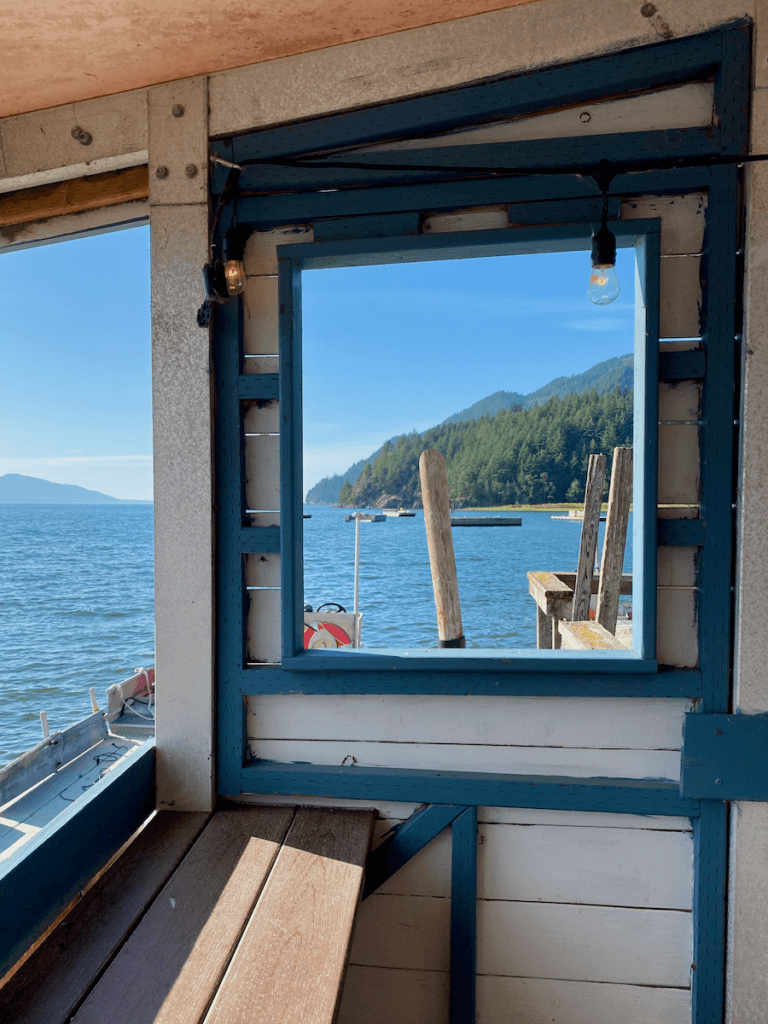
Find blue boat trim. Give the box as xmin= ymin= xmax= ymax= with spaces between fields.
xmin=0 ymin=739 xmax=155 ymax=981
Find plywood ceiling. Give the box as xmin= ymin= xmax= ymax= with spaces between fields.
xmin=3 ymin=0 xmax=541 ymax=120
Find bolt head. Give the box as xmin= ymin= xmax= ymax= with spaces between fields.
xmin=155 ymin=165 xmax=169 ymax=179
xmin=172 ymin=104 xmax=185 ymax=118
xmin=715 ymin=778 xmax=723 ymax=785
xmin=640 ymin=2 xmax=657 ymax=15
xmin=579 ymin=111 xmax=592 ymax=124
xmin=185 ymin=164 xmax=199 ymax=178
xmin=71 ymin=126 xmax=93 ymax=146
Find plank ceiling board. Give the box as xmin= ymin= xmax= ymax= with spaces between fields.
xmin=70 ymin=806 xmax=295 ymax=1024
xmin=0 ymin=812 xmax=210 ymax=1024
xmin=204 ymin=807 xmax=376 ymax=1024
xmin=0 ymin=166 xmax=149 ymax=228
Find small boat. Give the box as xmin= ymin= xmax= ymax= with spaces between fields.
xmin=552 ymin=509 xmax=606 ymax=521
xmin=0 ymin=668 xmax=155 ymax=865
xmin=450 ymin=516 xmax=522 ymax=526
xmin=382 ymin=508 xmax=416 ymax=517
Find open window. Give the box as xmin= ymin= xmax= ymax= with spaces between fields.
xmin=273 ymin=221 xmax=658 ymax=666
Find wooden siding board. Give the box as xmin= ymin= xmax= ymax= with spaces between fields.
xmin=476 ymin=976 xmax=690 ymax=1024
xmin=337 ymin=965 xmax=450 ymax=1024
xmin=478 ymin=823 xmax=693 ymax=910
xmin=253 ymin=739 xmax=680 ymax=781
xmin=70 ymin=807 xmax=295 ymax=1024
xmin=477 ymin=900 xmax=692 ymax=987
xmin=0 ymin=811 xmax=209 ymax=1024
xmin=248 ymin=695 xmax=688 ymax=749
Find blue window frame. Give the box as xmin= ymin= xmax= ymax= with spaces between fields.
xmin=276 ymin=221 xmax=660 ymax=671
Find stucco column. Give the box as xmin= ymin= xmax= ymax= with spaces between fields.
xmin=148 ymin=77 xmax=215 ymax=811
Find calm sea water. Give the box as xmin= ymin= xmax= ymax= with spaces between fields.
xmin=304 ymin=507 xmax=632 ymax=651
xmin=0 ymin=505 xmax=155 ymax=766
xmin=0 ymin=503 xmax=631 ymax=766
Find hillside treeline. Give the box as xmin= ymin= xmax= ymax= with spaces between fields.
xmin=339 ymin=388 xmax=632 ymax=507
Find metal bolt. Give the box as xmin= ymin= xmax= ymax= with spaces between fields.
xmin=71 ymin=126 xmax=93 ymax=146
xmin=715 ymin=778 xmax=723 ymax=785
xmin=640 ymin=2 xmax=657 ymax=16
xmin=185 ymin=164 xmax=199 ymax=178
xmin=715 ymin=728 xmax=723 ymax=735
xmin=155 ymin=165 xmax=169 ymax=179
xmin=172 ymin=104 xmax=185 ymax=118
xmin=580 ymin=111 xmax=591 ymax=123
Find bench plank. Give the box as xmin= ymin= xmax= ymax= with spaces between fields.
xmin=71 ymin=806 xmax=295 ymax=1024
xmin=0 ymin=810 xmax=209 ymax=1024
xmin=205 ymin=807 xmax=376 ymax=1024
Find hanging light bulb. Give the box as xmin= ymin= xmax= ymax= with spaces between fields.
xmin=589 ymin=193 xmax=619 ymax=306
xmin=222 ymin=228 xmax=245 ymax=297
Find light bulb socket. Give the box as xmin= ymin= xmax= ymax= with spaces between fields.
xmin=591 ymin=223 xmax=617 ymax=269
xmin=222 ymin=228 xmax=244 ymax=263
xmin=201 ymin=259 xmax=230 ymax=303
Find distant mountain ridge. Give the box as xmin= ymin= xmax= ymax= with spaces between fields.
xmin=0 ymin=474 xmax=150 ymax=504
xmin=306 ymin=353 xmax=632 ymax=504
xmin=442 ymin=353 xmax=633 ymax=424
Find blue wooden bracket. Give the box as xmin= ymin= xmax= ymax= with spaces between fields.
xmin=450 ymin=807 xmax=477 ymax=1024
xmin=681 ymin=713 xmax=768 ymax=800
xmin=362 ymin=803 xmax=465 ymax=898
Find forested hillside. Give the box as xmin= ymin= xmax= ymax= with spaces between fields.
xmin=338 ymin=388 xmax=632 ymax=507
xmin=442 ymin=353 xmax=632 ymax=424
xmin=307 ymin=353 xmax=633 ymax=505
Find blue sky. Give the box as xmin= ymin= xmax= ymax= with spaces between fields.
xmin=0 ymin=228 xmax=635 ymax=499
xmin=0 ymin=226 xmax=152 ymax=499
xmin=302 ymin=247 xmax=635 ymax=491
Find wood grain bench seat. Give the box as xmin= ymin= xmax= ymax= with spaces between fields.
xmin=0 ymin=805 xmax=375 ymax=1024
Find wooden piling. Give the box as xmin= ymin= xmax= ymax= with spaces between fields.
xmin=419 ymin=449 xmax=465 ymax=647
xmin=571 ymin=453 xmax=606 ymax=622
xmin=596 ymin=447 xmax=633 ymax=633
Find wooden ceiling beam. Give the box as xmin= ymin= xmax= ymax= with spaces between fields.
xmin=0 ymin=165 xmax=149 ymax=228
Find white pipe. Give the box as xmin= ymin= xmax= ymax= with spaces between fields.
xmin=39 ymin=711 xmax=49 ymax=739
xmin=89 ymin=687 xmax=100 ymax=713
xmin=353 ymin=516 xmax=361 ymax=644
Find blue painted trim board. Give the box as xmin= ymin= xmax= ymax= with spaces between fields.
xmin=681 ymin=713 xmax=768 ymax=800
xmin=0 ymin=739 xmax=155 ymax=980
xmin=450 ymin=807 xmax=477 ymax=1024
xmin=240 ymin=763 xmax=698 ymax=816
xmin=240 ymin=665 xmax=701 ymax=696
xmin=363 ymin=803 xmax=465 ymax=899
xmin=692 ymin=802 xmax=728 ymax=1024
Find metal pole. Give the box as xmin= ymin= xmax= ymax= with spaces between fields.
xmin=353 ymin=515 xmax=361 ymax=646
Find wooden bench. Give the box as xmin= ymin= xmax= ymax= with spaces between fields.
xmin=0 ymin=805 xmax=375 ymax=1024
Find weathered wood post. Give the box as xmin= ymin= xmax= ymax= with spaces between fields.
xmin=596 ymin=446 xmax=633 ymax=633
xmin=419 ymin=449 xmax=465 ymax=647
xmin=571 ymin=453 xmax=607 ymax=622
